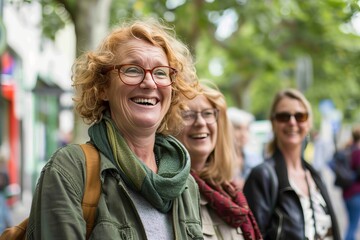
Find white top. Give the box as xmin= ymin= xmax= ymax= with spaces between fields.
xmin=289 ymin=171 xmax=333 ymax=240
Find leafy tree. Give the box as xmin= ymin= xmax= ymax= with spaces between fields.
xmin=38 ymin=0 xmax=114 ymax=142
xmin=40 ymin=0 xmax=112 ymax=55
xmin=147 ymin=0 xmax=360 ymax=127
xmin=25 ymin=0 xmax=360 ymax=134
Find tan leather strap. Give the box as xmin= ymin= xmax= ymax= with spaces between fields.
xmin=0 ymin=217 xmax=28 ymax=240
xmin=0 ymin=144 xmax=101 ymax=240
xmin=80 ymin=144 xmax=101 ymax=240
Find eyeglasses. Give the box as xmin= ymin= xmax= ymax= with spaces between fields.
xmin=101 ymin=64 xmax=177 ymax=87
xmin=272 ymin=112 xmax=309 ymax=123
xmin=181 ymin=108 xmax=219 ymax=126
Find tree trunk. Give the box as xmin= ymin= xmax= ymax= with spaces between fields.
xmin=69 ymin=0 xmax=112 ymax=143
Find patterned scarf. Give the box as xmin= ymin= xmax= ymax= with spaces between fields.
xmin=88 ymin=115 xmax=191 ymax=213
xmin=191 ymin=172 xmax=262 ymax=240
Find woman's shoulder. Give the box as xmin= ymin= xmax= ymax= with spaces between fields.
xmin=249 ymin=160 xmax=276 ymax=178
xmin=200 ymin=197 xmax=245 ymax=239
xmin=49 ymin=143 xmax=84 ymax=162
xmin=30 ymin=144 xmax=89 ymax=206
xmin=245 ymin=160 xmax=278 ymax=192
xmin=42 ymin=144 xmax=86 ymax=176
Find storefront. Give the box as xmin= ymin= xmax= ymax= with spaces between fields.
xmin=0 ymin=49 xmax=22 ymax=204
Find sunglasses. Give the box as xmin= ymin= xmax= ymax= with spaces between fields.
xmin=272 ymin=112 xmax=309 ymax=123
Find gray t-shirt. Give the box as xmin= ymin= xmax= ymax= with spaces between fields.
xmin=127 ymin=187 xmax=174 ymax=240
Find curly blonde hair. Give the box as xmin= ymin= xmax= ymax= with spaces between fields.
xmin=72 ymin=18 xmax=199 ymax=134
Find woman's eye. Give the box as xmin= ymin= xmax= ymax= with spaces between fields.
xmin=182 ymin=112 xmax=195 ymax=120
xmin=203 ymin=111 xmax=213 ymax=117
xmin=124 ymin=67 xmax=142 ymax=75
xmin=153 ymin=69 xmax=167 ymax=78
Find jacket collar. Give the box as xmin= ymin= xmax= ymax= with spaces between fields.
xmin=271 ymin=148 xmax=324 ymax=192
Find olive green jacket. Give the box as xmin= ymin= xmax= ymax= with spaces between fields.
xmin=26 ymin=144 xmax=203 ymax=239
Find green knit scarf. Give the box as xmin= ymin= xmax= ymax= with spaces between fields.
xmin=88 ymin=115 xmax=190 ymax=213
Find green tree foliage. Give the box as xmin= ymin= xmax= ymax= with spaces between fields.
xmin=142 ymin=0 xmax=360 ymax=127
xmin=28 ymin=0 xmax=360 ymax=129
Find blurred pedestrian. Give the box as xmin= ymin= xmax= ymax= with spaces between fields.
xmin=244 ymin=88 xmax=341 ymax=240
xmin=0 ymin=151 xmax=12 ymax=233
xmin=227 ymin=107 xmax=263 ymax=187
xmin=171 ymin=82 xmax=262 ymax=240
xmin=26 ymin=18 xmax=203 ymax=239
xmin=342 ymin=124 xmax=360 ymax=240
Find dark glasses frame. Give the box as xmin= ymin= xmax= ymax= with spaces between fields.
xmin=272 ymin=112 xmax=309 ymax=123
xmin=101 ymin=64 xmax=177 ymax=87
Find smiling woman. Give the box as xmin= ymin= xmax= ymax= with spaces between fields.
xmin=24 ymin=18 xmax=204 ymax=240
xmin=244 ymin=88 xmax=341 ymax=240
xmin=170 ymin=82 xmax=262 ymax=240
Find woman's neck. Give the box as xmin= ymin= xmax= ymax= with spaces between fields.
xmin=190 ymin=155 xmax=207 ymax=172
xmin=123 ymin=133 xmax=158 ymax=172
xmin=280 ymin=145 xmax=303 ymax=170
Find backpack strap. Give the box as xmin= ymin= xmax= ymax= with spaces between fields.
xmin=0 ymin=217 xmax=28 ymax=240
xmin=0 ymin=144 xmax=101 ymax=240
xmin=80 ymin=143 xmax=101 ymax=240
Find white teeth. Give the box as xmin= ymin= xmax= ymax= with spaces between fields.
xmin=191 ymin=133 xmax=208 ymax=139
xmin=132 ymin=98 xmax=157 ymax=105
xmin=285 ymin=131 xmax=298 ymax=136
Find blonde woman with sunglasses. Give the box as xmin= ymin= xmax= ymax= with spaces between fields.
xmin=244 ymin=88 xmax=341 ymax=240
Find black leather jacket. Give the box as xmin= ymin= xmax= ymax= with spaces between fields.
xmin=243 ymin=150 xmax=341 ymax=240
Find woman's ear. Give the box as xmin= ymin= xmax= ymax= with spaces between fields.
xmin=99 ymin=89 xmax=109 ymax=101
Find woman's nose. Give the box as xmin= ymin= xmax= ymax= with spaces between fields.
xmin=193 ymin=113 xmax=207 ymax=126
xmin=140 ymin=72 xmax=157 ymax=89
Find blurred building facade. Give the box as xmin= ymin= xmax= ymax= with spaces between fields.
xmin=0 ymin=1 xmax=75 ymax=202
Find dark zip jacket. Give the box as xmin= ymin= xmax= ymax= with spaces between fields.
xmin=243 ymin=150 xmax=341 ymax=240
